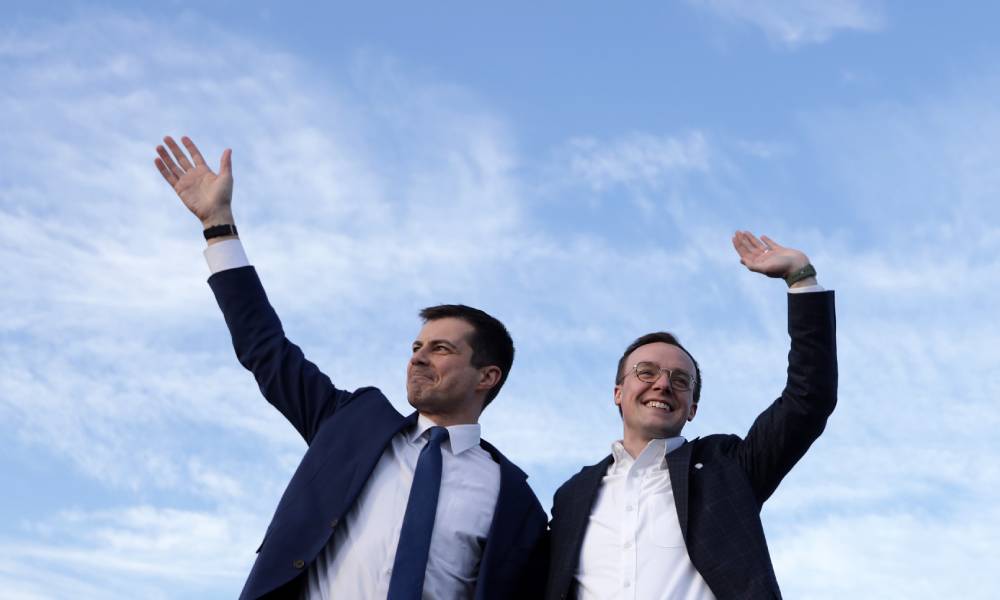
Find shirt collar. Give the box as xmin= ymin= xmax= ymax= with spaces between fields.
xmin=609 ymin=437 xmax=686 ymax=474
xmin=410 ymin=413 xmax=482 ymax=455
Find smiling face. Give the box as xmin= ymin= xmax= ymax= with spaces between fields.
xmin=406 ymin=317 xmax=500 ymax=426
xmin=614 ymin=341 xmax=698 ymax=448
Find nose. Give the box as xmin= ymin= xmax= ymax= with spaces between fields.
xmin=650 ymin=370 xmax=673 ymax=392
xmin=410 ymin=346 xmax=430 ymax=365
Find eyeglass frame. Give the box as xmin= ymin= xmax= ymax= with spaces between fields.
xmin=627 ymin=361 xmax=696 ymax=391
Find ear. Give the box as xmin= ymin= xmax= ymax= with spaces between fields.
xmin=687 ymin=402 xmax=698 ymax=421
xmin=476 ymin=366 xmax=502 ymax=391
xmin=613 ymin=385 xmax=623 ymax=407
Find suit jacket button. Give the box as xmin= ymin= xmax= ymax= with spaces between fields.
xmin=330 ymin=519 xmax=339 ymax=528
xmin=694 ymin=462 xmax=703 ymax=469
xmin=293 ymin=559 xmax=305 ymax=569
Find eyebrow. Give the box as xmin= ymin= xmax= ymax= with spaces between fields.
xmin=635 ymin=361 xmax=692 ymax=375
xmin=413 ymin=339 xmax=461 ymax=350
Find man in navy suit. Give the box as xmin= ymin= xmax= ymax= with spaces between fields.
xmin=545 ymin=232 xmax=837 ymax=599
xmin=155 ymin=136 xmax=547 ymax=599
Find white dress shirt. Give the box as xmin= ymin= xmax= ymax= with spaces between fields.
xmin=204 ymin=240 xmax=502 ymax=599
xmin=303 ymin=415 xmax=500 ymax=600
xmin=576 ymin=438 xmax=716 ymax=600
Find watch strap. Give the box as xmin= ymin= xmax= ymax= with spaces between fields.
xmin=203 ymin=224 xmax=238 ymax=240
xmin=784 ymin=263 xmax=817 ymax=287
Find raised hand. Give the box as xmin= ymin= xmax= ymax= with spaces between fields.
xmin=154 ymin=136 xmax=234 ymax=226
xmin=731 ymin=231 xmax=811 ymax=281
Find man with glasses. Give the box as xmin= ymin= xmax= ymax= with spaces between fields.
xmin=545 ymin=232 xmax=837 ymax=599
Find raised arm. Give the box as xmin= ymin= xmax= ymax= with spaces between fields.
xmin=729 ymin=231 xmax=837 ymax=504
xmin=153 ymin=136 xmax=349 ymax=442
xmin=154 ymin=135 xmax=237 ymax=243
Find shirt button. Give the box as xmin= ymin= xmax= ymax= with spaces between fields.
xmin=386 ymin=568 xmax=393 ymax=575
xmin=625 ymin=505 xmax=634 ymax=512
xmin=624 ymin=581 xmax=631 ymax=588
xmin=624 ymin=541 xmax=633 ymax=548
xmin=293 ymin=559 xmax=305 ymax=569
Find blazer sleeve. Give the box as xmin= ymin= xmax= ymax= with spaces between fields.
xmin=734 ymin=290 xmax=838 ymax=505
xmin=208 ymin=265 xmax=353 ymax=444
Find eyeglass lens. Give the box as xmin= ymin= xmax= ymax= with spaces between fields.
xmin=634 ymin=362 xmax=692 ymax=390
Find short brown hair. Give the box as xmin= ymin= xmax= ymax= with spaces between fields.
xmin=419 ymin=304 xmax=514 ymax=407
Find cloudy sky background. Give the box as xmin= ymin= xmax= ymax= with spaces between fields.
xmin=2 ymin=1 xmax=998 ymax=597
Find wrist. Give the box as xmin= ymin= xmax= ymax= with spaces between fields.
xmin=782 ymin=252 xmax=810 ymax=276
xmin=201 ymin=207 xmax=235 ymax=229
xmin=204 ymin=224 xmax=238 ymax=246
xmin=785 ymin=263 xmax=817 ymax=287
xmin=202 ymin=208 xmax=238 ymax=246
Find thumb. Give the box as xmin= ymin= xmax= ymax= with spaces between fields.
xmin=219 ymin=148 xmax=233 ymax=176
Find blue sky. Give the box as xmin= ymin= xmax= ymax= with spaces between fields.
xmin=2 ymin=1 xmax=998 ymax=597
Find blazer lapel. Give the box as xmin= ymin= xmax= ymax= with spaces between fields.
xmin=338 ymin=408 xmax=416 ymax=518
xmin=475 ymin=441 xmax=530 ymax=599
xmin=666 ymin=440 xmax=692 ymax=541
xmin=557 ymin=456 xmax=613 ymax=578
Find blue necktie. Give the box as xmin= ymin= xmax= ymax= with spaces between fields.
xmin=387 ymin=426 xmax=449 ymax=600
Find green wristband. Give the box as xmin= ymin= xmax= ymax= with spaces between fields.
xmin=784 ymin=263 xmax=817 ymax=287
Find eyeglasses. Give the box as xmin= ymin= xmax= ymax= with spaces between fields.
xmin=629 ymin=362 xmax=695 ymax=391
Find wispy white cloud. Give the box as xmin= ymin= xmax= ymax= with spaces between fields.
xmin=564 ymin=131 xmax=711 ymax=190
xmin=688 ymin=0 xmax=885 ymax=46
xmin=0 ymin=505 xmax=258 ymax=599
xmin=772 ymin=505 xmax=999 ymax=598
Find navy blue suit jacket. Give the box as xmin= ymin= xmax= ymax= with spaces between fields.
xmin=209 ymin=266 xmax=548 ymax=600
xmin=546 ymin=291 xmax=837 ymax=600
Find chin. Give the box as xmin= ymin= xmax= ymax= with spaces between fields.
xmin=407 ymin=392 xmax=438 ymax=412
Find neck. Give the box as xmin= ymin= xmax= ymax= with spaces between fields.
xmin=419 ymin=411 xmax=480 ymax=427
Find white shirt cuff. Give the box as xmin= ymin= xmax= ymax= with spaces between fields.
xmin=204 ymin=239 xmax=250 ymax=274
xmin=787 ymin=283 xmax=825 ymax=294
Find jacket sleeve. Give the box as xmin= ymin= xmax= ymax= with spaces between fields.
xmin=208 ymin=265 xmax=352 ymax=443
xmin=735 ymin=290 xmax=838 ymax=505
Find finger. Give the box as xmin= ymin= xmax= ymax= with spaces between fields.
xmin=734 ymin=231 xmax=758 ymax=257
xmin=732 ymin=231 xmax=749 ymax=257
xmin=219 ymin=148 xmax=232 ymax=176
xmin=181 ymin=136 xmax=207 ymax=168
xmin=156 ymin=145 xmax=184 ymax=180
xmin=732 ymin=234 xmax=751 ymax=266
xmin=744 ymin=232 xmax=768 ymax=251
xmin=164 ymin=136 xmax=194 ymax=171
xmin=154 ymin=157 xmax=177 ymax=185
xmin=760 ymin=235 xmax=785 ymax=252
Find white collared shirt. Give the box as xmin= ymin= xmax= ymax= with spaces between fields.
xmin=576 ymin=438 xmax=716 ymax=600
xmin=303 ymin=415 xmax=500 ymax=600
xmin=203 ymin=241 xmax=501 ymax=599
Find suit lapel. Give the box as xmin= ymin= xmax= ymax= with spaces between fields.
xmin=475 ymin=440 xmax=530 ymax=599
xmin=666 ymin=439 xmax=692 ymax=541
xmin=339 ymin=408 xmax=416 ymax=516
xmin=558 ymin=456 xmax=613 ymax=577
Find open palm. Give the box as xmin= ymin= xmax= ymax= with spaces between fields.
xmin=155 ymin=136 xmax=233 ymax=224
xmin=731 ymin=231 xmax=808 ymax=279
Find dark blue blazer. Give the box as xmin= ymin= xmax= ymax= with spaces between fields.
xmin=209 ymin=266 xmax=548 ymax=600
xmin=546 ymin=291 xmax=837 ymax=600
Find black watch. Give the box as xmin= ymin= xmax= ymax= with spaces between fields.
xmin=203 ymin=224 xmax=238 ymax=240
